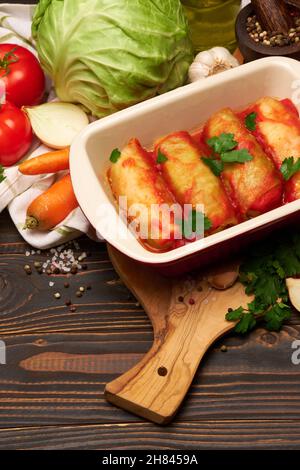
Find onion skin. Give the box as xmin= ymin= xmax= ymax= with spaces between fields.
xmin=22 ymin=102 xmax=89 ymax=149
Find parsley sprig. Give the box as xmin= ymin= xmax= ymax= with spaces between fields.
xmin=0 ymin=165 xmax=6 ymax=183
xmin=280 ymin=157 xmax=300 ymax=181
xmin=207 ymin=133 xmax=237 ymax=154
xmin=204 ymin=133 xmax=253 ymax=176
xmin=226 ymin=231 xmax=300 ymax=333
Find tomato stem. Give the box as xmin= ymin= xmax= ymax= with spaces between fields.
xmin=0 ymin=47 xmax=19 ymax=77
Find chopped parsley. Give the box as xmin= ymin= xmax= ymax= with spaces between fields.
xmin=280 ymin=156 xmax=300 ymax=181
xmin=207 ymin=132 xmax=237 ymax=154
xmin=180 ymin=209 xmax=212 ymax=239
xmin=109 ymin=148 xmax=121 ymax=163
xmin=156 ymin=149 xmax=168 ymax=164
xmin=245 ymin=112 xmax=257 ymax=131
xmin=225 ymin=231 xmax=300 ymax=334
xmin=0 ymin=165 xmax=6 ymax=183
xmin=202 ymin=157 xmax=224 ymax=177
xmin=205 ymin=132 xmax=253 ymax=176
xmin=221 ymin=148 xmax=253 ymax=163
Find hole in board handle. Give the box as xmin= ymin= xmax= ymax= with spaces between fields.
xmin=157 ymin=367 xmax=168 ymax=376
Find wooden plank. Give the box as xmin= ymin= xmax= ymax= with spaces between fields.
xmin=0 ymin=249 xmax=148 ymax=336
xmin=0 ymin=325 xmax=299 ymax=427
xmin=1 ymin=420 xmax=300 ymax=449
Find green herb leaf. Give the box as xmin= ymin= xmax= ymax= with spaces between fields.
xmin=180 ymin=209 xmax=212 ymax=238
xmin=206 ymin=133 xmax=252 ymax=166
xmin=275 ymin=247 xmax=300 ymax=278
xmin=280 ymin=157 xmax=300 ymax=181
xmin=207 ymin=132 xmax=238 ymax=154
xmin=221 ymin=149 xmax=253 ymax=163
xmin=264 ymin=304 xmax=291 ymax=331
xmin=225 ymin=307 xmax=245 ymax=321
xmin=0 ymin=165 xmax=6 ymax=183
xmin=234 ymin=313 xmax=257 ymax=334
xmin=272 ymin=260 xmax=286 ymax=279
xmin=226 ymin=231 xmax=300 ymax=334
xmin=109 ymin=148 xmax=121 ymax=163
xmin=245 ymin=112 xmax=257 ymax=131
xmin=156 ymin=149 xmax=168 ymax=164
xmin=202 ymin=157 xmax=224 ymax=176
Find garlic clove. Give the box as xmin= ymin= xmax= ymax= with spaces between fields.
xmin=286 ymin=277 xmax=300 ymax=311
xmin=211 ymin=47 xmax=239 ymax=66
xmin=23 ymin=102 xmax=89 ymax=149
xmin=188 ymin=62 xmax=210 ymax=81
xmin=194 ymin=50 xmax=216 ymax=68
xmin=207 ymin=263 xmax=240 ymax=290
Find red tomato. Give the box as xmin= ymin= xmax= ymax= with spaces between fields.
xmin=0 ymin=44 xmax=45 ymax=108
xmin=0 ymin=101 xmax=33 ymax=166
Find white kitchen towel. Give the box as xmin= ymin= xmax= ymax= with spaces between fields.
xmin=0 ymin=3 xmax=93 ymax=249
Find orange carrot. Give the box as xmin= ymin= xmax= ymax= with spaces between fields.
xmin=19 ymin=148 xmax=69 ymax=175
xmin=25 ymin=174 xmax=78 ymax=231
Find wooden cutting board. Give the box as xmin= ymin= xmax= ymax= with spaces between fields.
xmin=105 ymin=245 xmax=251 ymax=425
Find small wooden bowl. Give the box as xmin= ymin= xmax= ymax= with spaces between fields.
xmin=235 ymin=3 xmax=300 ymax=63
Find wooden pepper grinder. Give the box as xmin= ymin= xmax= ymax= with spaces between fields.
xmin=251 ymin=0 xmax=293 ymax=34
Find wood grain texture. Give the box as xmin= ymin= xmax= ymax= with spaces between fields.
xmin=251 ymin=0 xmax=293 ymax=34
xmin=1 ymin=420 xmax=300 ymax=450
xmin=105 ymin=246 xmax=251 ymax=424
xmin=0 ymin=325 xmax=300 ymax=427
xmin=1 ymin=203 xmax=300 ymax=446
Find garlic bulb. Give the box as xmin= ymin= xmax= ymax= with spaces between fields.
xmin=188 ymin=47 xmax=240 ymax=83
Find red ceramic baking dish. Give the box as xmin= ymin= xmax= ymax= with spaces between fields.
xmin=70 ymin=57 xmax=300 ymax=276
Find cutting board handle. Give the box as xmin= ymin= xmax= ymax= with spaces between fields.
xmin=105 ymin=246 xmax=249 ymax=425
xmin=105 ymin=285 xmax=239 ymax=424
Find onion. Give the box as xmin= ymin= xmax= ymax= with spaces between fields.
xmin=23 ymin=102 xmax=89 ymax=149
xmin=286 ymin=278 xmax=300 ymax=312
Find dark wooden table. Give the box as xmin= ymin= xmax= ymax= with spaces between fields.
xmin=1 ymin=208 xmax=300 ymax=450
xmin=1 ymin=0 xmax=300 ymax=451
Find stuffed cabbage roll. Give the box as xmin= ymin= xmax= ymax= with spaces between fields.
xmin=203 ymin=108 xmax=283 ymax=218
xmin=108 ymin=138 xmax=179 ymax=251
xmin=154 ymin=131 xmax=238 ymax=232
xmin=243 ymin=97 xmax=300 ymax=202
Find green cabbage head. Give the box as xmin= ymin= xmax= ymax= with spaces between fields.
xmin=32 ymin=0 xmax=194 ymax=117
